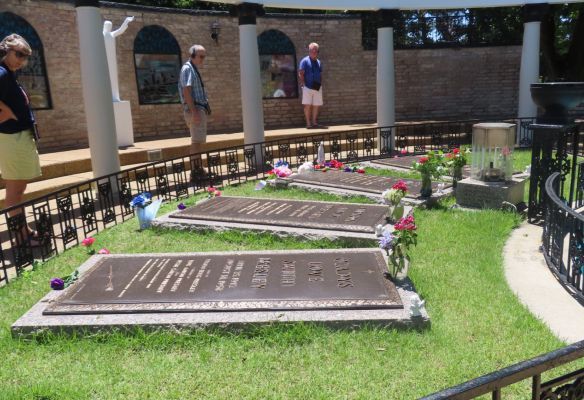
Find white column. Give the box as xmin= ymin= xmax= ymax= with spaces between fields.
xmin=239 ymin=23 xmax=265 ymax=146
xmin=75 ymin=1 xmax=120 ymax=178
xmin=517 ymin=21 xmax=541 ymax=120
xmin=376 ymin=10 xmax=397 ymax=154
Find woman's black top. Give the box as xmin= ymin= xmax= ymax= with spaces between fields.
xmin=0 ymin=62 xmax=34 ymax=134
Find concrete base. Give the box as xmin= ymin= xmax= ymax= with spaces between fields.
xmin=11 ymin=250 xmax=430 ymax=337
xmin=455 ymin=175 xmax=528 ymax=209
xmin=113 ymin=100 xmax=134 ymax=147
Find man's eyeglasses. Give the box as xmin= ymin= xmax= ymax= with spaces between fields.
xmin=13 ymin=50 xmax=30 ymax=59
xmin=198 ymin=55 xmax=206 ymax=59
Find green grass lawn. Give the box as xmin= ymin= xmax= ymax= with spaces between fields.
xmin=1 ymin=175 xmax=581 ymax=399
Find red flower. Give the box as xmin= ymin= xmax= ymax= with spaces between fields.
xmin=419 ymin=156 xmax=429 ymax=164
xmin=391 ymin=180 xmax=408 ymax=193
xmin=81 ymin=237 xmax=95 ymax=247
xmin=394 ymin=215 xmax=417 ymax=231
xmin=357 ymin=168 xmax=365 ymax=174
xmin=453 ymin=148 xmax=460 ymax=154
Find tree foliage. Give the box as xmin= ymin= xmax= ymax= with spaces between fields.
xmin=541 ymin=3 xmax=584 ymax=81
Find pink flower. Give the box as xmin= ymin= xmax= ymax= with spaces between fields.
xmin=81 ymin=237 xmax=95 ymax=247
xmin=453 ymin=148 xmax=460 ymax=154
xmin=98 ymin=248 xmax=110 ymax=254
xmin=400 ymin=149 xmax=407 ymax=155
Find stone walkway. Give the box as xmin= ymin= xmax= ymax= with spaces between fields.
xmin=504 ymin=222 xmax=584 ymax=344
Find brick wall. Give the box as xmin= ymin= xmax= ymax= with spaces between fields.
xmin=1 ymin=0 xmax=522 ymax=152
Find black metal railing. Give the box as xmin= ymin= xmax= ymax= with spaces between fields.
xmin=542 ymin=172 xmax=584 ymax=303
xmin=0 ymin=116 xmax=536 ymax=285
xmin=420 ymin=339 xmax=584 ymax=399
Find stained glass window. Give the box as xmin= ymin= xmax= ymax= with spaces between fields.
xmin=133 ymin=25 xmax=181 ymax=105
xmin=0 ymin=12 xmax=52 ymax=110
xmin=257 ymin=30 xmax=298 ymax=99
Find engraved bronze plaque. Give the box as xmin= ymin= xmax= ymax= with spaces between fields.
xmin=43 ymin=250 xmax=402 ymax=315
xmin=286 ymin=170 xmax=450 ymax=196
xmin=169 ymin=196 xmax=388 ymax=234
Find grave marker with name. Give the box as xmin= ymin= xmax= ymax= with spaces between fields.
xmin=168 ymin=196 xmax=388 ymax=234
xmin=43 ymin=250 xmax=402 ymax=315
xmin=285 ymin=170 xmax=449 ymax=197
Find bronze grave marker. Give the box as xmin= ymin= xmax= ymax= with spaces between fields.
xmin=168 ymin=196 xmax=388 ymax=234
xmin=285 ymin=170 xmax=450 ymax=196
xmin=43 ymin=250 xmax=402 ymax=315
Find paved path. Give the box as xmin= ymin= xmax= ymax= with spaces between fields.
xmin=504 ymin=222 xmax=584 ymax=344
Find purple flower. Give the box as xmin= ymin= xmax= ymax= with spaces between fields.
xmin=343 ymin=167 xmax=353 ymax=172
xmin=177 ymin=203 xmax=186 ymax=210
xmin=50 ymin=278 xmax=65 ymax=290
xmin=378 ymin=231 xmax=395 ymax=251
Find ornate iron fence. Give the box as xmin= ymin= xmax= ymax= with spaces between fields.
xmin=420 ymin=339 xmax=584 ymax=399
xmin=0 ymin=116 xmax=536 ymax=285
xmin=542 ymin=171 xmax=584 ymax=303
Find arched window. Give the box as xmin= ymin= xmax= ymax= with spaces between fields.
xmin=257 ymin=30 xmax=298 ymax=99
xmin=133 ymin=25 xmax=181 ymax=105
xmin=0 ymin=12 xmax=52 ymax=109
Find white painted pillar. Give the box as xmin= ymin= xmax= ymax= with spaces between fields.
xmin=518 ymin=3 xmax=549 ymax=120
xmin=236 ymin=3 xmax=265 ymax=146
xmin=376 ymin=10 xmax=397 ymax=154
xmin=75 ymin=0 xmax=120 ymax=178
xmin=517 ymin=22 xmax=541 ymax=119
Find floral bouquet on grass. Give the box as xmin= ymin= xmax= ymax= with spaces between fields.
xmin=130 ymin=192 xmax=163 ymax=230
xmin=412 ymin=151 xmax=446 ymax=179
xmin=267 ymin=160 xmax=293 ymax=179
xmin=381 ymin=180 xmax=408 ymax=222
xmin=378 ymin=213 xmax=418 ymax=279
xmin=129 ymin=192 xmax=152 ymax=209
xmin=207 ymin=186 xmax=222 ymax=198
xmin=50 ymin=269 xmax=79 ymax=290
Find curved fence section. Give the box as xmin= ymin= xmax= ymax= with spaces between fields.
xmin=542 ymin=172 xmax=584 ymax=303
xmin=420 ymin=339 xmax=584 ymax=399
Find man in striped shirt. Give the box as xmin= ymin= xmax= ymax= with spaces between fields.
xmin=179 ymin=44 xmax=208 ymax=154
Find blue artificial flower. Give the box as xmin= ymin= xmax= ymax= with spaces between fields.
xmin=343 ymin=167 xmax=352 ymax=172
xmin=378 ymin=230 xmax=395 ymax=251
xmin=177 ymin=203 xmax=186 ymax=210
xmin=130 ymin=192 xmax=152 ymax=208
xmin=274 ymin=160 xmax=289 ymax=168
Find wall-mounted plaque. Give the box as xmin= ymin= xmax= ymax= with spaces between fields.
xmin=169 ymin=196 xmax=388 ymax=234
xmin=43 ymin=249 xmax=402 ymax=315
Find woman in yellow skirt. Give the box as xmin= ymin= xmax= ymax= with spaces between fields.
xmin=0 ymin=33 xmax=42 ymax=239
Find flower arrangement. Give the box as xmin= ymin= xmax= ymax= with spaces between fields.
xmin=50 ymin=269 xmax=79 ymax=290
xmin=382 ymin=180 xmax=408 ymax=206
xmin=445 ymin=147 xmax=469 ymax=169
xmin=381 ymin=180 xmax=408 ymax=222
xmin=207 ymin=186 xmax=222 ymax=198
xmin=378 ymin=213 xmax=418 ymax=279
xmin=412 ymin=151 xmax=446 ymax=179
xmin=313 ymin=160 xmax=365 ymax=174
xmin=267 ymin=160 xmax=293 ymax=179
xmin=129 ymin=192 xmax=152 ymax=209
